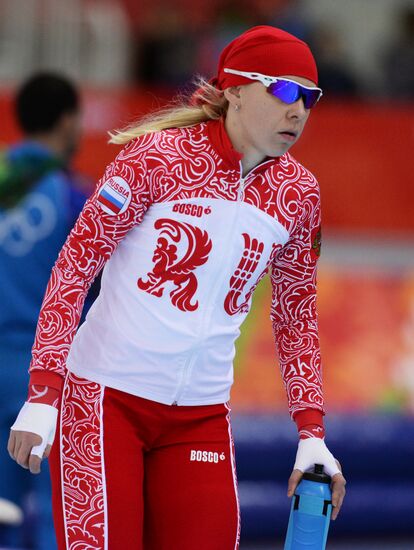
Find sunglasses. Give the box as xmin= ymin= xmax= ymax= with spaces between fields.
xmin=223 ymin=68 xmax=323 ymax=109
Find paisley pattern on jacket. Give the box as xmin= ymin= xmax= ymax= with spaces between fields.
xmin=29 ymin=119 xmax=323 ymax=417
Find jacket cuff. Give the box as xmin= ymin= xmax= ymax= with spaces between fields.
xmin=293 ymin=409 xmax=325 ymax=431
xmin=29 ymin=370 xmax=64 ymax=392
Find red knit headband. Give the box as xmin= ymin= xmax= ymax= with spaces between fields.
xmin=213 ymin=25 xmax=318 ymax=89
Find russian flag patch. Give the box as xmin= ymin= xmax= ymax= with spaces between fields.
xmin=96 ymin=176 xmax=132 ymax=215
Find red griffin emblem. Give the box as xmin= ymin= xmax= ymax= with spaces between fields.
xmin=137 ymin=218 xmax=212 ymax=312
xmin=224 ymin=233 xmax=265 ymax=315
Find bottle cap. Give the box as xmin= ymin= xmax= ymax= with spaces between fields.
xmin=302 ymin=463 xmax=331 ymax=484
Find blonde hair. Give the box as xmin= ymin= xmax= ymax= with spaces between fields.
xmin=109 ymin=77 xmax=228 ymax=145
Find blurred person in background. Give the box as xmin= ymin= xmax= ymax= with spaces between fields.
xmin=196 ymin=0 xmax=253 ymax=79
xmin=309 ymin=24 xmax=359 ymax=97
xmin=0 ymin=72 xmax=89 ymax=549
xmin=383 ymin=6 xmax=414 ymax=99
xmin=251 ymin=0 xmax=312 ymax=41
xmin=8 ymin=27 xmax=346 ymax=549
xmin=138 ymin=4 xmax=198 ymax=87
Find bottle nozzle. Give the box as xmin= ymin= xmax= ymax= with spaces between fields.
xmin=303 ymin=463 xmax=331 ymax=483
xmin=314 ymin=464 xmax=324 ymax=475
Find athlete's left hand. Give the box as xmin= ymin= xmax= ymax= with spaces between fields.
xmin=287 ymin=438 xmax=346 ymax=521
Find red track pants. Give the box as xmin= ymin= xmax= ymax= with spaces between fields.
xmin=50 ymin=373 xmax=240 ymax=549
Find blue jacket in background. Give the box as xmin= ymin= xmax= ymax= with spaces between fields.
xmin=0 ymin=141 xmax=88 ymax=404
xmin=0 ymin=141 xmax=91 ymax=550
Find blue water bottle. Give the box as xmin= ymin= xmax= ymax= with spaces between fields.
xmin=284 ymin=463 xmax=332 ymax=550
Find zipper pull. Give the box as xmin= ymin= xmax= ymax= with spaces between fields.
xmin=238 ymin=177 xmax=245 ymax=201
xmin=238 ymin=161 xmax=245 ymax=201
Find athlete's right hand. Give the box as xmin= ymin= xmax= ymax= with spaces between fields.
xmin=8 ymin=402 xmax=58 ymax=474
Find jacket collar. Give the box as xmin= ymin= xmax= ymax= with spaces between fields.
xmin=205 ymin=117 xmax=278 ymax=176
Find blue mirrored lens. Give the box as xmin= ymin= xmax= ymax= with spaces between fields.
xmin=301 ymin=89 xmax=321 ymax=109
xmin=267 ymin=81 xmax=321 ymax=109
xmin=268 ymin=81 xmax=300 ymax=104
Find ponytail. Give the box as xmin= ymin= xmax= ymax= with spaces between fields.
xmin=109 ymin=77 xmax=228 ymax=145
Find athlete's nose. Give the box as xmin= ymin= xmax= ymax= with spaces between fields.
xmin=287 ymin=97 xmax=308 ymax=120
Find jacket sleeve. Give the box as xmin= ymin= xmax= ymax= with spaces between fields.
xmin=29 ymin=139 xmax=153 ymax=388
xmin=270 ymin=182 xmax=324 ymax=420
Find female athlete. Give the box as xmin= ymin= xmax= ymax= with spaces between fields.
xmin=8 ymin=25 xmax=346 ymax=549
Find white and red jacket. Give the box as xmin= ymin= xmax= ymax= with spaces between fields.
xmin=29 ymin=119 xmax=325 ymax=429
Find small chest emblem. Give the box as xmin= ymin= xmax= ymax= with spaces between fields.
xmin=311 ymin=226 xmax=322 ymax=258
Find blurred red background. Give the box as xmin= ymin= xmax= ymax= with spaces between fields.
xmin=1 ymin=90 xmax=413 ymax=234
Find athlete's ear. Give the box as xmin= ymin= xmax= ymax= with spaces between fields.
xmin=223 ymin=87 xmax=242 ymax=109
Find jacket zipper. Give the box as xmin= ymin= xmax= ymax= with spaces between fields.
xmin=171 ymin=165 xmax=246 ymax=406
xmin=237 ymin=161 xmax=245 ymax=201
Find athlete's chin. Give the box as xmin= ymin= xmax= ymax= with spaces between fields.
xmin=268 ymin=143 xmax=293 ymax=157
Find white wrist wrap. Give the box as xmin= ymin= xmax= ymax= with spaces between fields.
xmin=294 ymin=437 xmax=340 ymax=477
xmin=11 ymin=402 xmax=58 ymax=459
